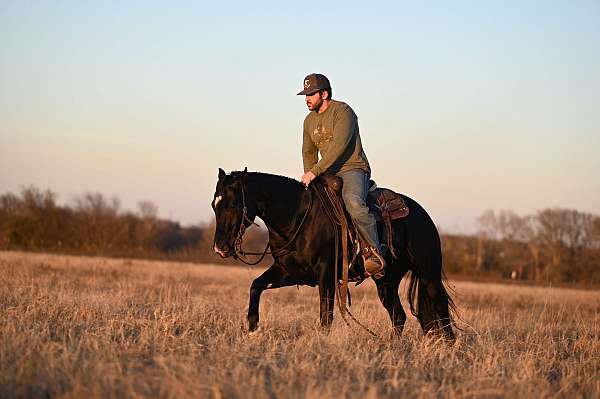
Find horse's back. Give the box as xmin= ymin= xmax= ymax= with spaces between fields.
xmin=399 ymin=194 xmax=438 ymax=232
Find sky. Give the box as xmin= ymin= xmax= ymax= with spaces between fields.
xmin=1 ymin=1 xmax=599 ymax=233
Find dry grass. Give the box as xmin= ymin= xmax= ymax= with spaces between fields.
xmin=1 ymin=251 xmax=599 ymax=399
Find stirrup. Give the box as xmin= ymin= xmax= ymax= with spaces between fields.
xmin=363 ymin=249 xmax=386 ymax=279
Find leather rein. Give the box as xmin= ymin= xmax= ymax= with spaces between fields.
xmin=233 ymin=178 xmax=313 ymax=266
xmin=313 ymin=182 xmax=378 ymax=337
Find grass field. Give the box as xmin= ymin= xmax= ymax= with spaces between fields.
xmin=1 ymin=251 xmax=599 ymax=398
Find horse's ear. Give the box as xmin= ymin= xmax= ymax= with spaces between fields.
xmin=243 ymin=167 xmax=248 ymax=176
xmin=218 ymin=168 xmax=226 ymax=180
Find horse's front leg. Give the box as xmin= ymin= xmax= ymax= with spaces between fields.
xmin=248 ymin=263 xmax=297 ymax=332
xmin=318 ymin=269 xmax=335 ymax=329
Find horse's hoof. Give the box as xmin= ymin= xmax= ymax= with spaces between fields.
xmin=248 ymin=315 xmax=259 ymax=332
xmin=320 ymin=324 xmax=332 ymax=333
xmin=390 ymin=328 xmax=403 ymax=339
xmin=248 ymin=326 xmax=261 ymax=336
xmin=248 ymin=320 xmax=260 ymax=335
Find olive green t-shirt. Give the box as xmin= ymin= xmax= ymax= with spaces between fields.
xmin=302 ymin=100 xmax=371 ymax=177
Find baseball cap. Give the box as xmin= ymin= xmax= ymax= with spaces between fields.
xmin=297 ymin=73 xmax=331 ymax=95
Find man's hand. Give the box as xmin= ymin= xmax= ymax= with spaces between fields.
xmin=301 ymin=171 xmax=316 ymax=187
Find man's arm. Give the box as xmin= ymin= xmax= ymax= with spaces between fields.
xmin=302 ymin=119 xmax=318 ymax=173
xmin=310 ymin=106 xmax=356 ymax=176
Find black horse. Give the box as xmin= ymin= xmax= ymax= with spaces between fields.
xmin=212 ymin=168 xmax=457 ymax=340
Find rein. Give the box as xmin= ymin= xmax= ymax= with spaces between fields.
xmin=313 ymin=182 xmax=378 ymax=337
xmin=233 ymin=179 xmax=313 ymax=266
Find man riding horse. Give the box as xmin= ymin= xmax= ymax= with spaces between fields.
xmin=298 ymin=73 xmax=385 ymax=278
xmin=211 ymin=75 xmax=457 ymax=339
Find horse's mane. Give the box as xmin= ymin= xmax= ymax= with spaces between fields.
xmin=230 ymin=170 xmax=305 ymax=190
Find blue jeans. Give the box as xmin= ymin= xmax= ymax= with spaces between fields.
xmin=337 ymin=169 xmax=381 ymax=253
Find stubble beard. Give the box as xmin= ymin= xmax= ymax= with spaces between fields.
xmin=307 ymin=98 xmax=323 ymax=112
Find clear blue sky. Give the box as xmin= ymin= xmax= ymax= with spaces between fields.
xmin=1 ymin=1 xmax=599 ymax=232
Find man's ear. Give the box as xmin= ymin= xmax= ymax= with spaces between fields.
xmin=218 ymin=168 xmax=226 ymax=180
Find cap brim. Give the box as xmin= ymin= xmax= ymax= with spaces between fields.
xmin=297 ymin=89 xmax=319 ymax=95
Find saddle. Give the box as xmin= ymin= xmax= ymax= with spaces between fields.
xmin=320 ymin=175 xmax=409 ymax=259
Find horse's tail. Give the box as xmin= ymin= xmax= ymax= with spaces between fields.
xmin=406 ymin=269 xmax=460 ymax=337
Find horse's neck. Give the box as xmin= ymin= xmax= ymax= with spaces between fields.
xmin=250 ymin=175 xmax=308 ymax=239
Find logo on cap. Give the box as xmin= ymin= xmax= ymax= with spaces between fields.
xmin=304 ymin=79 xmax=310 ymax=89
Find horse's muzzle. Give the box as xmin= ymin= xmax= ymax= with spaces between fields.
xmin=213 ymin=244 xmax=232 ymax=258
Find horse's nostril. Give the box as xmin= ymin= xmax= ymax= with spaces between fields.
xmin=214 ymin=243 xmax=230 ymax=257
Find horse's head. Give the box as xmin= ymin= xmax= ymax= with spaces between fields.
xmin=212 ymin=167 xmax=257 ymax=258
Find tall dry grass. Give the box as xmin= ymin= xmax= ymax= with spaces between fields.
xmin=1 ymin=251 xmax=598 ymax=398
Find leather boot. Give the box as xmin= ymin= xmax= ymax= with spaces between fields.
xmin=364 ymin=248 xmax=386 ymax=279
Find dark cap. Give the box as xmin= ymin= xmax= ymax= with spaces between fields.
xmin=297 ymin=73 xmax=331 ymax=95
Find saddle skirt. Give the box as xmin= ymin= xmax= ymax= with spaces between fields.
xmin=367 ymin=182 xmax=410 ymax=221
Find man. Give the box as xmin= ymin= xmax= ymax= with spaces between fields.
xmin=297 ymin=73 xmax=385 ymax=278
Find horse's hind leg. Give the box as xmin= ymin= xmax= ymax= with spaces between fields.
xmin=431 ymin=279 xmax=455 ymax=340
xmin=375 ymin=268 xmax=407 ymax=336
xmin=419 ymin=277 xmax=455 ymax=341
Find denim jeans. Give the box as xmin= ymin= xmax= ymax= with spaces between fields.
xmin=337 ymin=169 xmax=381 ymax=252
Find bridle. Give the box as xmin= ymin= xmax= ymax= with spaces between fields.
xmin=231 ymin=176 xmax=313 ymax=265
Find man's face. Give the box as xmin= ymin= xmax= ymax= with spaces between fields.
xmin=305 ymin=91 xmax=324 ymax=111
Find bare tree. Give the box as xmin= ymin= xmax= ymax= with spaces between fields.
xmin=73 ymin=192 xmax=124 ymax=252
xmin=138 ymin=201 xmax=158 ymax=220
xmin=137 ymin=200 xmax=158 ymax=250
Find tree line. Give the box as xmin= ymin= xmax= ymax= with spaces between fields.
xmin=1 ymin=186 xmax=598 ymax=285
xmin=442 ymin=209 xmax=600 ymax=286
xmin=0 ymin=186 xmax=267 ymax=264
